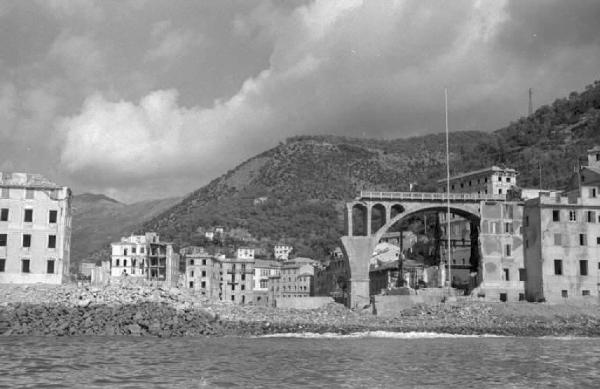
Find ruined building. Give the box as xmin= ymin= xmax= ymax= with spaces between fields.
xmin=110 ymin=232 xmax=178 ymax=285
xmin=0 ymin=172 xmax=71 ymax=284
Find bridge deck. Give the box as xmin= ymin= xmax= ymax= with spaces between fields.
xmin=358 ymin=191 xmax=506 ymax=202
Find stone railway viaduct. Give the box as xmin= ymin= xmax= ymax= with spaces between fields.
xmin=340 ymin=191 xmax=507 ymax=308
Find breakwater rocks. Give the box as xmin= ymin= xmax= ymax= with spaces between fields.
xmin=1 ymin=284 xmax=600 ymax=337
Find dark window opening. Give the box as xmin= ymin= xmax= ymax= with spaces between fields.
xmin=0 ymin=234 xmax=6 ymax=247
xmin=561 ymin=290 xmax=568 ymax=298
xmin=499 ymin=293 xmax=507 ymax=302
xmin=23 ymin=234 xmax=31 ymax=248
xmin=582 ymin=290 xmax=590 ymax=296
xmin=552 ymin=210 xmax=560 ymax=222
xmin=518 ymin=293 xmax=525 ymax=301
xmin=0 ymin=258 xmax=5 ymax=272
xmin=21 ymin=259 xmax=30 ymax=273
xmin=503 ymin=268 xmax=510 ymax=281
xmin=554 ymin=260 xmax=563 ymax=275
xmin=49 ymin=210 xmax=57 ymax=223
xmin=189 ymin=281 xmax=194 ymax=288
xmin=47 ymin=260 xmax=55 ymax=274
xmin=580 ymin=260 xmax=588 ymax=276
xmin=0 ymin=208 xmax=8 ymax=221
xmin=24 ymin=209 xmax=33 ymax=222
xmin=519 ymin=268 xmax=526 ymax=281
xmin=48 ymin=235 xmax=56 ymax=249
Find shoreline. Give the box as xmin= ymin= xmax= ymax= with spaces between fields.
xmin=1 ymin=284 xmax=599 ymax=338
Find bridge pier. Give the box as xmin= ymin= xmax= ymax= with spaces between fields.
xmin=341 ymin=235 xmax=377 ymax=309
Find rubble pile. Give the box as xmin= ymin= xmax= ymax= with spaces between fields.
xmin=1 ymin=284 xmax=600 ymax=337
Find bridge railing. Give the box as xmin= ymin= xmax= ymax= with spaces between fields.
xmin=358 ymin=191 xmax=506 ymax=202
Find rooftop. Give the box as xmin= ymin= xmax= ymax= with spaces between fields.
xmin=0 ymin=172 xmax=62 ymax=189
xmin=437 ymin=166 xmax=518 ymax=183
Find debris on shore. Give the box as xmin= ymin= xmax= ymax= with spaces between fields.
xmin=1 ymin=284 xmax=599 ymax=337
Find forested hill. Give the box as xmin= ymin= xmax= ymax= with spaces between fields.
xmin=138 ymin=80 xmax=600 ymax=260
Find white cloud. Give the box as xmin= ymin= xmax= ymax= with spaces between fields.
xmin=57 ymin=0 xmax=600 ymax=199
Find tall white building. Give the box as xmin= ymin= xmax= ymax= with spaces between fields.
xmin=0 ymin=172 xmax=72 ymax=284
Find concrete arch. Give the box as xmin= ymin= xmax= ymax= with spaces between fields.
xmin=373 ymin=204 xmax=480 ymax=243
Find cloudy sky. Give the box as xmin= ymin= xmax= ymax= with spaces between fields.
xmin=1 ymin=0 xmax=600 ymax=202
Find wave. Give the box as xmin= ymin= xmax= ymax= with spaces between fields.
xmin=259 ymin=331 xmax=507 ymax=339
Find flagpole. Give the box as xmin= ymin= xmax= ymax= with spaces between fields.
xmin=445 ymin=88 xmax=452 ymax=290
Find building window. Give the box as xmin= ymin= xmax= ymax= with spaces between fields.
xmin=498 ymin=176 xmax=502 ymax=182
xmin=505 ymin=244 xmax=511 ymax=257
xmin=49 ymin=210 xmax=57 ymax=224
xmin=25 ymin=189 xmax=34 ymax=199
xmin=132 ymin=247 xmax=136 ymax=254
xmin=498 ymin=189 xmax=503 ymax=194
xmin=1 ymin=188 xmax=9 ymax=198
xmin=21 ymin=259 xmax=30 ymax=273
xmin=0 ymin=208 xmax=8 ymax=221
xmin=124 ymin=248 xmax=128 ymax=256
xmin=582 ymin=290 xmax=590 ymax=296
xmin=588 ymin=211 xmax=596 ymax=222
xmin=506 ymin=177 xmax=511 ymax=183
xmin=115 ymin=259 xmax=120 ymax=266
xmin=123 ymin=259 xmax=127 ymax=267
xmin=202 ymin=270 xmax=206 ymax=277
xmin=503 ymin=268 xmax=510 ymax=281
xmin=0 ymin=234 xmax=6 ymax=247
xmin=189 ymin=281 xmax=194 ymax=288
xmin=580 ymin=260 xmax=588 ymax=276
xmin=499 ymin=293 xmax=507 ymax=302
xmin=553 ymin=210 xmax=560 ymax=222
xmin=190 ymin=271 xmax=194 ymax=277
xmin=0 ymin=258 xmax=5 ymax=272
xmin=47 ymin=260 xmax=55 ymax=274
xmin=22 ymin=234 xmax=31 ymax=248
xmin=201 ymin=281 xmax=206 ymax=288
xmin=24 ymin=209 xmax=33 ymax=222
xmin=202 ymin=259 xmax=206 ymax=265
xmin=524 ymin=216 xmax=529 ymax=227
xmin=591 ymin=188 xmax=597 ymax=198
xmin=569 ymin=210 xmax=577 ymax=222
xmin=140 ymin=247 xmax=144 ymax=254
xmin=48 ymin=235 xmax=56 ymax=249
xmin=554 ymin=233 xmax=562 ymax=246
xmin=231 ymin=284 xmax=235 ymax=291
xmin=241 ymin=284 xmax=245 ymax=291
xmin=579 ymin=234 xmax=586 ymax=246
xmin=561 ymin=290 xmax=568 ymax=298
xmin=519 ymin=293 xmax=525 ymax=301
xmin=189 ymin=259 xmax=194 ymax=266
xmin=519 ymin=268 xmax=526 ymax=281
xmin=554 ymin=259 xmax=563 ymax=275
xmin=231 ymin=296 xmax=235 ymax=301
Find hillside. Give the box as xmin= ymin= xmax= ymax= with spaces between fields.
xmin=82 ymin=80 xmax=600 ymax=262
xmin=70 ymin=194 xmax=181 ymax=270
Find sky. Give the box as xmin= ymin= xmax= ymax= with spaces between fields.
xmin=1 ymin=0 xmax=600 ymax=202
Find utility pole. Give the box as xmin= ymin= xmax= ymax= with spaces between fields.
xmin=538 ymin=161 xmax=542 ymax=190
xmin=528 ymin=88 xmax=533 ymax=116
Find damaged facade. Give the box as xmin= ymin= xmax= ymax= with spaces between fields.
xmin=110 ymin=232 xmax=178 ymax=286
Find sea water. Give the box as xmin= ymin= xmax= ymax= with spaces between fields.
xmin=1 ymin=333 xmax=599 ymax=388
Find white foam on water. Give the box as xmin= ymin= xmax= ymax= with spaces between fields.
xmin=259 ymin=331 xmax=507 ymax=339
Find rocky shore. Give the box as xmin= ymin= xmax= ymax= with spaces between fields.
xmin=1 ymin=283 xmax=599 ymax=337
